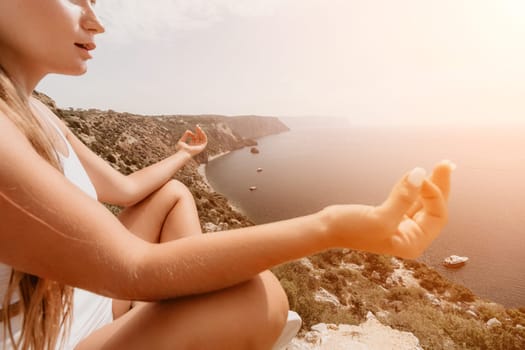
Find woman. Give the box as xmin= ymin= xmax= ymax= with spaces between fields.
xmin=0 ymin=1 xmax=453 ymax=349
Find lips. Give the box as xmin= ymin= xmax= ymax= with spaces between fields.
xmin=74 ymin=42 xmax=96 ymax=51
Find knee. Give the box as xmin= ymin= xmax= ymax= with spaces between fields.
xmin=246 ymin=271 xmax=289 ymax=349
xmin=158 ymin=179 xmax=194 ymax=205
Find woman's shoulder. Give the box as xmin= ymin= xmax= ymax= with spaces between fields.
xmin=0 ymin=107 xmax=33 ymax=147
xmin=0 ymin=107 xmax=62 ymax=186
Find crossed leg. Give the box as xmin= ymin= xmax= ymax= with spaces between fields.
xmin=76 ymin=180 xmax=289 ymax=349
xmin=111 ymin=179 xmax=204 ymax=317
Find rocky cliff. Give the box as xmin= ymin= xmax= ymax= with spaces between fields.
xmin=222 ymin=115 xmax=290 ymax=140
xmin=34 ymin=92 xmax=525 ymax=350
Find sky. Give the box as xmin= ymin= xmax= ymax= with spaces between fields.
xmin=38 ymin=0 xmax=525 ymax=125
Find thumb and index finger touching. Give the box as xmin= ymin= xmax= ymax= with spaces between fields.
xmin=179 ymin=125 xmax=207 ymax=145
xmin=382 ymin=166 xmax=427 ymax=220
xmin=179 ymin=130 xmax=196 ymax=144
xmin=382 ymin=160 xmax=455 ymax=221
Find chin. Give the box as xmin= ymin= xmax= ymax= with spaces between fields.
xmin=61 ymin=64 xmax=88 ymax=76
xmin=48 ymin=57 xmax=89 ymax=76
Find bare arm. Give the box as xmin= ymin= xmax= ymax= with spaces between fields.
xmin=0 ymin=115 xmax=452 ymax=301
xmin=64 ymin=124 xmax=207 ymax=207
xmin=31 ymin=99 xmax=205 ymax=207
xmin=67 ymin=129 xmax=194 ymax=207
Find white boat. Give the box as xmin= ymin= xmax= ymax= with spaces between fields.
xmin=257 ymin=167 xmax=263 ymax=172
xmin=249 ymin=186 xmax=257 ymax=191
xmin=442 ymin=255 xmax=469 ymax=268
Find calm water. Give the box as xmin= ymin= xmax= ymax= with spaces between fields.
xmin=205 ymin=117 xmax=525 ymax=308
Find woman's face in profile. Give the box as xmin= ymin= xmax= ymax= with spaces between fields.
xmin=0 ymin=0 xmax=104 ymax=77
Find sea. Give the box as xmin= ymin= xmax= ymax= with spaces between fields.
xmin=204 ymin=117 xmax=525 ymax=308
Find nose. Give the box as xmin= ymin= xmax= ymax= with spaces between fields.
xmin=81 ymin=7 xmax=105 ymax=34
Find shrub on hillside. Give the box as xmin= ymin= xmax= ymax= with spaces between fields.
xmin=412 ymin=264 xmax=450 ymax=294
xmin=387 ymin=302 xmax=525 ymax=350
xmin=362 ymin=253 xmax=394 ymax=284
xmin=387 ymin=285 xmax=426 ymax=303
xmin=273 ymin=260 xmax=363 ymax=329
xmin=448 ymin=284 xmax=476 ymax=303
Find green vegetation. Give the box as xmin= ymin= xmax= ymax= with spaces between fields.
xmin=273 ymin=250 xmax=525 ymax=349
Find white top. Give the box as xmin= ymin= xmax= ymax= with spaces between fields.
xmin=1 ymin=109 xmax=113 ymax=349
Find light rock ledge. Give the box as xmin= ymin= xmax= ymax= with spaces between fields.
xmin=286 ymin=312 xmax=422 ymax=350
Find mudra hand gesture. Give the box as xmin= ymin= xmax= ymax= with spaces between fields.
xmin=176 ymin=125 xmax=208 ymax=157
xmin=322 ymin=160 xmax=453 ymax=259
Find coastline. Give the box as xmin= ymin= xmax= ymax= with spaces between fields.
xmin=197 ymin=150 xmax=247 ymax=216
xmin=197 ymin=151 xmax=231 ymax=190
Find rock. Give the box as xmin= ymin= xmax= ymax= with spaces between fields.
xmin=304 ymin=331 xmax=320 ymax=345
xmin=486 ymin=318 xmax=502 ymax=328
xmin=311 ymin=323 xmax=328 ymax=333
xmin=287 ymin=316 xmax=423 ymax=350
xmin=321 ymin=339 xmax=370 ymax=350
xmin=203 ymin=222 xmax=221 ymax=232
xmin=425 ymin=293 xmax=442 ymax=307
xmin=371 ymin=271 xmax=381 ymax=281
xmin=465 ymin=310 xmax=478 ymax=318
xmin=229 ymin=218 xmax=242 ymax=226
xmin=299 ymin=257 xmax=315 ymax=271
xmin=314 ymin=288 xmax=341 ymax=306
xmin=375 ymin=310 xmax=390 ymax=321
xmin=202 ymin=222 xmax=229 ymax=232
xmin=516 ymin=324 xmax=525 ymax=330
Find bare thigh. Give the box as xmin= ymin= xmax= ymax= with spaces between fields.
xmin=76 ymin=271 xmax=288 ymax=350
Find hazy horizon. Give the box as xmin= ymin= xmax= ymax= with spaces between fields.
xmin=39 ymin=0 xmax=525 ymax=126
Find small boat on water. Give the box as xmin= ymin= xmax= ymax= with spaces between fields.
xmin=249 ymin=186 xmax=257 ymax=191
xmin=443 ymin=255 xmax=469 ymax=268
xmin=257 ymin=167 xmax=263 ymax=172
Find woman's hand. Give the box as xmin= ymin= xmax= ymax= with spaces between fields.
xmin=321 ymin=160 xmax=454 ymax=259
xmin=176 ymin=125 xmax=208 ymax=157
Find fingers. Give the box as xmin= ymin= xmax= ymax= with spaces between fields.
xmin=393 ymin=219 xmax=426 ymax=259
xmin=413 ymin=179 xmax=448 ymax=243
xmin=195 ymin=125 xmax=208 ymax=145
xmin=405 ymin=199 xmax=422 ymax=218
xmin=179 ymin=130 xmax=195 ymax=144
xmin=394 ymin=180 xmax=446 ymax=258
xmin=405 ymin=160 xmax=454 ymax=217
xmin=388 ymin=161 xmax=453 ymax=259
xmin=419 ymin=179 xmax=447 ymax=219
xmin=381 ymin=167 xmax=426 ymax=220
xmin=430 ymin=160 xmax=454 ymax=201
xmin=179 ymin=125 xmax=208 ymax=145
xmin=180 ymin=126 xmax=207 ymax=146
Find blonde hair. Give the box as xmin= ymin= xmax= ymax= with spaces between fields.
xmin=0 ymin=66 xmax=73 ymax=349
